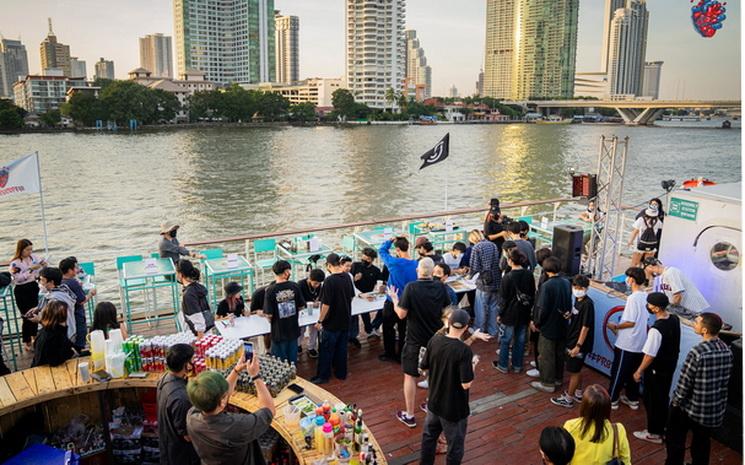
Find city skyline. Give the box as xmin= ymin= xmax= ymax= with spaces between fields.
xmin=0 ymin=0 xmax=740 ymax=99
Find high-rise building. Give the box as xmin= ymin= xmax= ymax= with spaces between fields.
xmin=70 ymin=57 xmax=86 ymax=79
xmin=483 ymin=0 xmax=515 ymax=99
xmin=174 ymin=0 xmax=276 ymax=85
xmin=13 ymin=73 xmax=86 ymax=114
xmin=94 ymin=58 xmax=115 ymax=80
xmin=601 ymin=0 xmax=625 ymax=73
xmin=449 ymin=84 xmax=458 ymax=98
xmin=404 ymin=30 xmax=431 ymax=101
xmin=345 ymin=0 xmax=406 ymax=109
xmin=139 ymin=33 xmax=173 ymax=78
xmin=511 ymin=0 xmax=579 ymax=100
xmin=40 ymin=18 xmax=71 ymax=76
xmin=475 ymin=68 xmax=484 ymax=97
xmin=607 ymin=0 xmax=648 ymax=98
xmin=641 ymin=60 xmax=663 ymax=99
xmin=0 ymin=38 xmax=29 ymax=98
xmin=275 ymin=13 xmax=299 ymax=83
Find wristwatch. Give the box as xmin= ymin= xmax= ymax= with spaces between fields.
xmin=250 ymin=375 xmax=263 ymax=383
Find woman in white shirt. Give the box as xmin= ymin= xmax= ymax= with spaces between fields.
xmin=9 ymin=239 xmax=48 ymax=350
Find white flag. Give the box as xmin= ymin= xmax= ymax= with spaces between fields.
xmin=0 ymin=153 xmax=41 ymax=199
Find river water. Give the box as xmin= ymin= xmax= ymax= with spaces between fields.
xmin=0 ymin=120 xmax=740 ymax=294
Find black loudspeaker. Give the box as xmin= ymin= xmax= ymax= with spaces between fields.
xmin=552 ymin=225 xmax=583 ymax=276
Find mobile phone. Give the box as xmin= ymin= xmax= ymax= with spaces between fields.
xmin=243 ymin=342 xmax=254 ymax=362
xmin=287 ymin=383 xmax=304 ymax=394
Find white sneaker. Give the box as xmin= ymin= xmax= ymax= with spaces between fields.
xmin=574 ymin=389 xmax=583 ymax=401
xmin=530 ymin=361 xmax=537 ymax=368
xmin=633 ymin=430 xmax=663 ymax=444
xmin=620 ymin=394 xmax=640 ymax=410
xmin=417 ymin=379 xmax=429 ymax=389
xmin=526 ymin=368 xmax=540 ymax=378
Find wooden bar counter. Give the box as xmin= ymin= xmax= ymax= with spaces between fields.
xmin=0 ymin=359 xmax=387 ymax=465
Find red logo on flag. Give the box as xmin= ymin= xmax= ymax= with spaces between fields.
xmin=0 ymin=167 xmax=8 ymax=188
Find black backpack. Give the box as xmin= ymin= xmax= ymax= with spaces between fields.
xmin=0 ymin=272 xmax=10 ymax=288
xmin=638 ymin=217 xmax=659 ymax=248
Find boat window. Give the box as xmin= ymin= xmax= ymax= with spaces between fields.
xmin=710 ymin=242 xmax=740 ymax=271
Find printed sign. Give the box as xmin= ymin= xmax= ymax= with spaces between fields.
xmin=669 ymin=197 xmax=699 ymax=221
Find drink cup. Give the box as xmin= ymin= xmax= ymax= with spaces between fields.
xmin=78 ymin=362 xmax=90 ymax=383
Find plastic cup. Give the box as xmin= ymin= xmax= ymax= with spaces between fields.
xmin=78 ymin=362 xmax=90 ymax=383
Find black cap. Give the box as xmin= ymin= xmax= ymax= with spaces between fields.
xmin=326 ymin=253 xmax=341 ymax=267
xmin=642 ymin=256 xmax=662 ymax=268
xmin=448 ymin=308 xmax=470 ymax=329
xmin=647 ymin=292 xmax=669 ymax=309
xmin=224 ymin=282 xmax=243 ymax=296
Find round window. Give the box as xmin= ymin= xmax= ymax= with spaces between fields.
xmin=710 ymin=242 xmax=740 ymax=271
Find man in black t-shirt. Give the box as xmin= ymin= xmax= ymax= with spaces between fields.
xmin=297 ymin=268 xmax=325 ymax=357
xmin=551 ymin=275 xmax=594 ymax=408
xmin=350 ymin=248 xmax=385 ymax=339
xmin=419 ymin=309 xmax=476 ymax=465
xmin=263 ymin=261 xmax=305 ymax=364
xmin=388 ymin=257 xmax=451 ymax=428
xmin=312 ymin=254 xmax=355 ymax=385
xmin=483 ymin=198 xmax=508 ymax=252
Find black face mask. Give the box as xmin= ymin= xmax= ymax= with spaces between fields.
xmin=170 ymin=229 xmax=178 ymax=238
xmin=646 ymin=305 xmax=655 ymax=315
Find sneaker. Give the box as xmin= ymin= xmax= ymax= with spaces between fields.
xmin=367 ymin=329 xmax=381 ymax=339
xmin=611 ymin=401 xmax=619 ymax=410
xmin=349 ymin=338 xmax=362 ymax=349
xmin=526 ymin=368 xmax=540 ymax=378
xmin=511 ymin=367 xmax=523 ymax=374
xmin=420 ymin=401 xmax=428 ymax=413
xmin=378 ymin=353 xmax=399 ymax=363
xmin=308 ymin=349 xmax=319 ymax=359
xmin=574 ymin=389 xmax=583 ymax=402
xmin=633 ymin=430 xmax=663 ymax=444
xmin=310 ymin=377 xmax=329 ymax=385
xmin=530 ymin=381 xmax=555 ymax=393
xmin=550 ymin=394 xmax=575 ymax=408
xmin=396 ymin=410 xmax=416 ymax=428
xmin=417 ymin=379 xmax=429 ymax=389
xmin=491 ymin=361 xmax=509 ymax=374
xmin=554 ymin=380 xmax=563 ymax=387
xmin=530 ymin=361 xmax=537 ymax=368
xmin=620 ymin=394 xmax=640 ymax=410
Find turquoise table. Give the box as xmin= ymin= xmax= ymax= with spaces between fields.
xmin=353 ymin=229 xmax=401 ymax=252
xmin=277 ymin=238 xmax=333 ymax=262
xmin=413 ymin=223 xmax=472 ymax=251
xmin=0 ymin=286 xmax=19 ymax=370
xmin=204 ymin=255 xmax=255 ymax=308
xmin=120 ymin=258 xmax=180 ymax=332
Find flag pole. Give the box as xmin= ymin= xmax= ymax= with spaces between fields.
xmin=35 ymin=151 xmax=49 ymax=257
xmin=444 ymin=169 xmax=449 ymax=211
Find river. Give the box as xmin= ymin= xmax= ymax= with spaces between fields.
xmin=0 ymin=120 xmax=740 ymax=295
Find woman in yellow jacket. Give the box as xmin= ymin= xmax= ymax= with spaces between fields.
xmin=563 ymin=384 xmax=632 ymax=465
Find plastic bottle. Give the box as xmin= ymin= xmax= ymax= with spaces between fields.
xmin=322 ymin=422 xmax=334 ymax=457
xmin=314 ymin=416 xmax=326 ymax=451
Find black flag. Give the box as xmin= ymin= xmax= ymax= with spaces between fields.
xmin=419 ymin=133 xmax=450 ymax=170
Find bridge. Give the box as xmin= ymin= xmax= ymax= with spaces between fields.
xmin=506 ymin=99 xmax=741 ymax=125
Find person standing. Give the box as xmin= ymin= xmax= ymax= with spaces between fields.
xmin=606 ymin=267 xmax=650 ymax=410
xmin=33 ymin=267 xmax=77 ymax=344
xmin=60 ymin=257 xmax=94 ymax=352
xmin=531 ymin=256 xmax=571 ymax=393
xmin=31 ymin=301 xmax=75 ymax=367
xmin=350 ymin=248 xmax=385 ymax=338
xmin=263 ymin=260 xmax=306 ymax=364
xmin=9 ymin=239 xmax=47 ymax=350
xmin=551 ymin=275 xmax=595 ymax=408
xmin=387 ymin=258 xmax=451 ymax=428
xmin=665 ymin=313 xmax=732 ymax=465
xmin=468 ymin=232 xmax=502 ymax=337
xmin=506 ymin=221 xmax=537 ymax=271
xmin=378 ymin=237 xmax=418 ymax=362
xmin=186 ymin=354 xmax=276 ymax=465
xmin=493 ymin=249 xmax=535 ymax=374
xmin=176 ymin=260 xmax=214 ymax=338
xmin=159 ymin=222 xmax=204 ymax=265
xmin=527 ymin=247 xmax=554 ymax=379
xmin=419 ymin=309 xmax=477 ymax=465
xmin=632 ymin=292 xmax=680 ymax=444
xmin=157 ymin=343 xmax=200 ymax=465
xmin=483 ymin=198 xmax=508 ymax=252
xmin=643 ymin=257 xmax=710 ymax=315
xmin=311 ymin=254 xmax=355 ymax=384
xmin=298 ymin=268 xmax=324 ymax=357
xmin=433 ymin=263 xmax=458 ymax=306
xmin=627 ymin=205 xmax=662 ymax=267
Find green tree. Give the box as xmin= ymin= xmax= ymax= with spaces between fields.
xmin=188 ymin=90 xmax=221 ymax=121
xmin=218 ymin=85 xmax=257 ymax=122
xmin=0 ymin=99 xmax=26 ymax=129
xmin=288 ymin=102 xmax=317 ymax=123
xmin=61 ymin=92 xmax=105 ymax=126
xmin=384 ymin=87 xmax=397 ymax=112
xmin=99 ymin=80 xmax=154 ymax=125
xmin=40 ymin=109 xmax=61 ymax=127
xmin=151 ymin=89 xmax=181 ymax=123
xmin=257 ymin=92 xmax=289 ymax=121
xmin=92 ymin=78 xmax=115 ymax=91
xmin=331 ymin=88 xmax=356 ymax=120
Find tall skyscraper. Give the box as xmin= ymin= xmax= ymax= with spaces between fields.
xmin=0 ymin=38 xmax=29 ymax=98
xmin=641 ymin=61 xmax=663 ymax=99
xmin=449 ymin=84 xmax=459 ymax=98
xmin=39 ymin=18 xmax=71 ymax=76
xmin=601 ymin=0 xmax=626 ymax=74
xmin=70 ymin=57 xmax=86 ymax=78
xmin=607 ymin=0 xmax=648 ymax=97
xmin=511 ymin=0 xmax=579 ymax=100
xmin=483 ymin=0 xmax=515 ymax=99
xmin=345 ymin=0 xmax=406 ymax=109
xmin=475 ymin=68 xmax=484 ymax=96
xmin=139 ymin=33 xmax=173 ymax=78
xmin=174 ymin=0 xmax=276 ymax=85
xmin=275 ymin=13 xmax=299 ymax=83
xmin=94 ymin=57 xmax=115 ymax=80
xmin=404 ymin=30 xmax=432 ymax=101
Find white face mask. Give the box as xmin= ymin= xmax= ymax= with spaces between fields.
xmin=573 ymin=289 xmax=586 ymax=298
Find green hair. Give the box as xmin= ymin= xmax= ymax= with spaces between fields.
xmin=187 ymin=371 xmax=229 ymax=413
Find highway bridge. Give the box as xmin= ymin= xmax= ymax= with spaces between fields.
xmin=504 ymin=99 xmax=741 ymax=125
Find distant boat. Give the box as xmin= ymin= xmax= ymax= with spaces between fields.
xmin=415 ymin=115 xmax=438 ymax=125
xmin=722 ymin=120 xmax=732 ymax=129
xmin=536 ymin=115 xmax=573 ymax=125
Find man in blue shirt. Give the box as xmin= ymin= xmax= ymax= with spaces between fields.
xmin=378 ymin=237 xmax=418 ymax=362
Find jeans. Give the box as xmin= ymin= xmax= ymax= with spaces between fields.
xmin=271 ymin=339 xmax=298 ymax=364
xmin=608 ymin=347 xmax=643 ymax=402
xmin=643 ymin=367 xmax=675 ymax=436
xmin=665 ymin=405 xmax=713 ymax=465
xmin=420 ymin=411 xmax=468 ymax=465
xmin=316 ymin=329 xmax=348 ymax=381
xmin=474 ymin=289 xmax=499 ymax=337
xmin=382 ymin=300 xmax=406 ymax=358
xmin=538 ymin=335 xmax=565 ymax=387
xmin=498 ymin=324 xmax=527 ymax=371
xmin=364 ymin=311 xmax=383 ymax=333
xmin=74 ymin=306 xmax=87 ymax=350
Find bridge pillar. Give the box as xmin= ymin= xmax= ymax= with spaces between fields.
xmin=614 ymin=107 xmax=665 ymax=125
xmin=614 ymin=108 xmax=640 ymax=124
xmin=635 ymin=108 xmax=665 ymax=125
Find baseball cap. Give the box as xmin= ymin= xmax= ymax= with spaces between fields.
xmin=642 ymin=256 xmax=662 ymax=268
xmin=448 ymin=308 xmax=470 ymax=329
xmin=415 ymin=236 xmax=430 ymax=248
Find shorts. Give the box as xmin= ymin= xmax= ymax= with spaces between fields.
xmin=636 ymin=243 xmax=658 ymax=253
xmin=401 ymin=342 xmax=423 ymax=377
xmin=565 ymin=351 xmax=587 ymax=374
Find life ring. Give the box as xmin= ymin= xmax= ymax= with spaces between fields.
xmin=683 ymin=177 xmax=717 ymax=188
xmin=602 ymin=305 xmax=626 ymax=352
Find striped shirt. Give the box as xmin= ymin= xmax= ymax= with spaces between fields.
xmin=468 ymin=240 xmax=501 ymax=293
xmin=672 ymin=338 xmax=733 ymax=428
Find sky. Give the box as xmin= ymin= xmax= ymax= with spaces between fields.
xmin=0 ymin=0 xmax=740 ymax=99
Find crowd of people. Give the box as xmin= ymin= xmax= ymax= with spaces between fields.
xmin=2 ymin=198 xmax=736 ymax=465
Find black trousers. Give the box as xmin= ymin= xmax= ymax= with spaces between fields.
xmin=608 ymin=348 xmax=643 ymax=402
xmin=665 ymin=405 xmax=713 ymax=465
xmin=14 ymin=281 xmax=39 ymax=343
xmin=420 ymin=411 xmax=468 ymax=465
xmin=643 ymin=367 xmax=675 ymax=436
xmin=382 ymin=299 xmax=406 ymax=359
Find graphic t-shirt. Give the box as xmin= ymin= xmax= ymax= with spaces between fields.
xmin=264 ymin=281 xmax=305 ymax=342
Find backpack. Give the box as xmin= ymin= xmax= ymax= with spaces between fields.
xmin=0 ymin=272 xmax=10 ymax=288
xmin=638 ymin=217 xmax=659 ymax=248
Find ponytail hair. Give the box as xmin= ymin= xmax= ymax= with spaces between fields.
xmin=177 ymin=259 xmax=201 ymax=282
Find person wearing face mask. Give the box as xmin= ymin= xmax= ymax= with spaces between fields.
xmin=159 ymin=221 xmax=204 ymax=267
xmin=443 ymin=242 xmax=466 ymax=271
xmin=631 ymin=292 xmax=680 ymax=445
xmin=350 ymin=248 xmax=386 ymax=339
xmin=262 ymin=260 xmax=306 ymax=364
xmin=176 ymin=259 xmax=214 ymax=338
xmin=31 ymin=266 xmax=78 ymax=344
xmin=433 ymin=263 xmax=458 ymax=306
xmin=157 ymin=343 xmax=200 ymax=465
xmin=606 ymin=267 xmax=650 ymax=410
xmin=186 ymin=352 xmax=276 ymax=465
xmin=551 ymin=275 xmax=594 ymax=408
